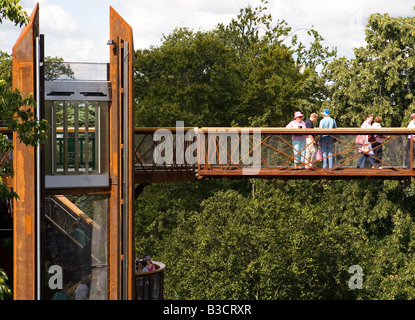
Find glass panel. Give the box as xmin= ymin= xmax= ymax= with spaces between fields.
xmin=48 ymin=99 xmax=108 ymax=178
xmin=77 ymin=102 xmax=97 ymax=173
xmin=54 ymin=102 xmax=64 ymax=173
xmin=78 ymin=103 xmax=87 ymax=172
xmin=43 ymin=194 xmax=108 ymax=300
xmin=66 ymin=102 xmax=76 ymax=172
xmin=44 ymin=62 xmax=108 ymax=81
xmin=87 ymin=102 xmax=97 ymax=172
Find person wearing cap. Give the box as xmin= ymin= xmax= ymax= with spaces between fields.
xmin=318 ymin=108 xmax=337 ymax=169
xmin=286 ymin=111 xmax=307 ymax=168
xmin=143 ymin=254 xmax=155 ymax=272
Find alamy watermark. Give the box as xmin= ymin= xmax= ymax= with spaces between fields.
xmin=348 ymin=265 xmax=363 ymax=290
xmin=153 ymin=121 xmax=263 ymax=175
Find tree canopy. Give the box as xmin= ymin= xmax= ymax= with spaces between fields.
xmin=327 ymin=12 xmax=415 ymax=127
xmin=0 ymin=0 xmax=28 ymax=27
xmin=134 ymin=2 xmax=415 ymax=300
xmin=135 ymin=1 xmax=336 ymax=128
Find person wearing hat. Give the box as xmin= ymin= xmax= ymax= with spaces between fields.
xmin=318 ymin=108 xmax=337 ymax=169
xmin=142 ymin=254 xmax=155 ymax=272
xmin=286 ymin=111 xmax=307 ymax=168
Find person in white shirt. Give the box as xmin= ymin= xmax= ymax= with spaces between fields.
xmin=286 ymin=111 xmax=307 ymax=168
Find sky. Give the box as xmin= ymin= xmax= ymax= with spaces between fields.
xmin=0 ymin=0 xmax=413 ymax=63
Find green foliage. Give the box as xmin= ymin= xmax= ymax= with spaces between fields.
xmin=135 ymin=29 xmax=241 ymax=127
xmin=0 ymin=51 xmax=12 ymax=88
xmin=44 ymin=56 xmax=74 ymax=81
xmin=0 ymin=1 xmax=49 ymax=200
xmin=326 ymin=12 xmax=415 ymax=127
xmin=135 ymin=0 xmax=334 ymax=128
xmin=0 ymin=0 xmax=50 ymax=298
xmin=0 ymin=267 xmax=12 ymax=300
xmin=137 ymin=179 xmax=415 ymax=300
xmin=0 ymin=0 xmax=28 ymax=27
xmin=134 ymin=2 xmax=415 ymax=300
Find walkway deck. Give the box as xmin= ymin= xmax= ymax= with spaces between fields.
xmin=134 ymin=127 xmax=415 ymax=183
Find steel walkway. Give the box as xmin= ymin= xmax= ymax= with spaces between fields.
xmin=134 ymin=127 xmax=415 ymax=183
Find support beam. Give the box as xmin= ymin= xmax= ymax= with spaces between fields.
xmin=109 ymin=7 xmax=135 ymax=300
xmin=12 ymin=4 xmax=39 ymax=300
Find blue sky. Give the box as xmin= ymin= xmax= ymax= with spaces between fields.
xmin=0 ymin=0 xmax=413 ymax=62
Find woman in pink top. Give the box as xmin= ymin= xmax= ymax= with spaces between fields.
xmin=357 ymin=114 xmax=375 ymax=168
xmin=286 ymin=111 xmax=307 ymax=168
xmin=143 ymin=254 xmax=155 ymax=272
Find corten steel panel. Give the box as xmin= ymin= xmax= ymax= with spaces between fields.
xmin=109 ymin=7 xmax=135 ymax=300
xmin=12 ymin=4 xmax=39 ymax=300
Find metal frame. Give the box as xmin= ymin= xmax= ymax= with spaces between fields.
xmin=109 ymin=6 xmax=135 ymax=300
xmin=134 ymin=127 xmax=415 ymax=182
xmin=12 ymin=5 xmax=136 ymax=300
xmin=12 ymin=3 xmax=39 ymax=300
xmin=45 ymin=80 xmax=111 ymax=101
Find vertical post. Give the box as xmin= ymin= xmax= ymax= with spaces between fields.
xmin=123 ymin=41 xmax=130 ymax=299
xmin=109 ymin=7 xmax=135 ymax=300
xmin=63 ymin=103 xmax=68 ymax=174
xmin=51 ymin=105 xmax=55 ymax=174
xmin=411 ymin=134 xmax=413 ymax=174
xmin=12 ymin=4 xmax=39 ymax=300
xmin=35 ymin=33 xmax=44 ymax=300
xmin=97 ymin=104 xmax=101 ymax=173
xmin=85 ymin=103 xmax=90 ymax=172
xmin=74 ymin=103 xmax=79 ymax=173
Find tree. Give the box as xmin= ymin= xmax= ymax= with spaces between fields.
xmin=0 ymin=1 xmax=49 ymax=199
xmin=134 ymin=3 xmax=415 ymax=300
xmin=0 ymin=0 xmax=46 ymax=298
xmin=134 ymin=0 xmax=334 ymax=128
xmin=0 ymin=0 xmax=28 ymax=27
xmin=135 ymin=29 xmax=242 ymax=127
xmin=0 ymin=51 xmax=12 ymax=88
xmin=44 ymin=56 xmax=74 ymax=81
xmin=0 ymin=267 xmax=11 ymax=299
xmin=326 ymin=11 xmax=415 ymax=127
xmin=0 ymin=54 xmax=49 ymax=199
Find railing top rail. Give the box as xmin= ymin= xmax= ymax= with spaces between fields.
xmin=134 ymin=127 xmax=415 ymax=135
xmin=0 ymin=127 xmax=12 ymax=133
xmin=135 ymin=261 xmax=166 ymax=277
xmin=2 ymin=126 xmax=412 ymax=135
xmin=3 ymin=126 xmax=414 ymax=134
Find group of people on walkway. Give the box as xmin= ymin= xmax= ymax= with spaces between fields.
xmin=135 ymin=254 xmax=156 ymax=273
xmin=355 ymin=114 xmax=389 ymax=169
xmin=286 ymin=109 xmax=397 ymax=169
xmin=286 ymin=108 xmax=337 ymax=169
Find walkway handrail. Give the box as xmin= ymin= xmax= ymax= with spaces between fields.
xmin=135 ymin=261 xmax=165 ymax=276
xmin=135 ymin=126 xmax=415 ymax=134
xmin=134 ymin=127 xmax=415 ymax=182
xmin=135 ymin=261 xmax=165 ymax=300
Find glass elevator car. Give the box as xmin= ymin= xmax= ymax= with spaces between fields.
xmin=42 ymin=63 xmax=111 ymax=300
